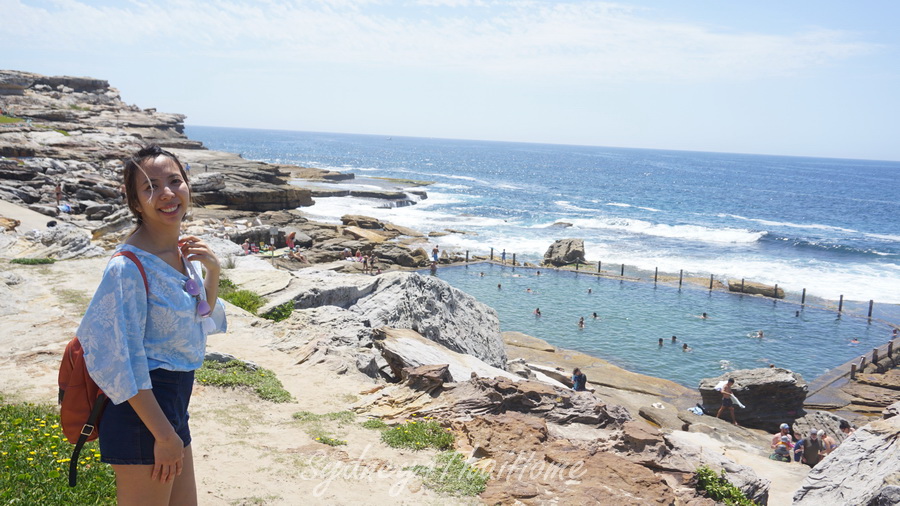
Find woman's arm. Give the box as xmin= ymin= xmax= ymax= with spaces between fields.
xmin=127 ymin=390 xmax=184 ymax=483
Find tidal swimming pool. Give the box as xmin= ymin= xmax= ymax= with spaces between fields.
xmin=425 ymin=263 xmax=891 ymax=388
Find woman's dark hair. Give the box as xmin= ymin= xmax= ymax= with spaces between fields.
xmin=123 ymin=145 xmax=190 ymax=230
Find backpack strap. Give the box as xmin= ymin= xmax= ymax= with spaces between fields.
xmin=68 ymin=391 xmax=108 ymax=487
xmin=68 ymin=249 xmax=148 ymax=487
xmin=112 ymin=250 xmax=149 ymax=294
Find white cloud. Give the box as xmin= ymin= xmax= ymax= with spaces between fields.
xmin=2 ymin=0 xmax=877 ymax=82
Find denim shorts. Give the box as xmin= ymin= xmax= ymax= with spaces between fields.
xmin=99 ymin=369 xmax=194 ymax=465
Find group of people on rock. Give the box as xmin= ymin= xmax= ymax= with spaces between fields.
xmin=768 ymin=420 xmax=855 ymax=468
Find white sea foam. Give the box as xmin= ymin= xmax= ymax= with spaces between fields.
xmin=554 ymin=201 xmax=600 ymax=213
xmin=720 ymin=214 xmax=858 ymax=234
xmin=566 ymin=217 xmax=764 ymax=244
xmin=433 ymin=183 xmax=471 ymax=190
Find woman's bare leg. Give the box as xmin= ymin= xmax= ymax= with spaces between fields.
xmin=111 ymin=446 xmax=196 ymax=506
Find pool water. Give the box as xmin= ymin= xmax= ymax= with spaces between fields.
xmin=425 ymin=263 xmax=890 ymax=388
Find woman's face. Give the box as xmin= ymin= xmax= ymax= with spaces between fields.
xmin=133 ymin=155 xmax=190 ymax=230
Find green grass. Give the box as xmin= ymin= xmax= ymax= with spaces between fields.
xmin=380 ymin=416 xmax=454 ymax=451
xmin=68 ymin=105 xmax=91 ymax=111
xmin=218 ymin=278 xmax=292 ymax=322
xmin=408 ymin=451 xmax=488 ymax=497
xmin=695 ymin=465 xmax=755 ymax=506
xmin=0 ymin=399 xmax=116 ymax=504
xmin=261 ymin=301 xmax=293 ymax=322
xmin=292 ymin=411 xmax=355 ymax=446
xmin=10 ymin=258 xmax=56 ymax=265
xmin=0 ymin=115 xmax=22 ymax=124
xmin=361 ymin=418 xmax=388 ymax=430
xmin=196 ymin=360 xmax=293 ymax=403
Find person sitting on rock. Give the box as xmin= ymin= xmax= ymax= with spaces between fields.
xmin=288 ymin=248 xmax=308 ymax=263
xmin=241 ymin=239 xmax=250 ymax=255
xmin=770 ymin=435 xmax=793 ymax=462
xmin=771 ymin=423 xmax=796 ymax=449
xmin=839 ymin=420 xmax=855 ymax=437
xmin=571 ymin=368 xmax=587 ymax=391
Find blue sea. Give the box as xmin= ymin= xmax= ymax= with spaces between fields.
xmin=187 ymin=125 xmax=900 ymax=384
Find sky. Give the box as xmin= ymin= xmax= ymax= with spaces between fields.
xmin=3 ymin=0 xmax=900 ymax=161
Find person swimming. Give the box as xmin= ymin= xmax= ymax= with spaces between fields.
xmin=682 ymin=343 xmax=691 ymax=352
xmin=849 ymin=337 xmax=860 ymax=345
xmin=534 ymin=308 xmax=541 ymax=317
xmin=592 ymin=312 xmax=598 ymax=319
xmin=578 ymin=317 xmax=585 ymax=329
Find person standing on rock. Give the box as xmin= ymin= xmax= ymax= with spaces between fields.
xmin=715 ymin=378 xmax=739 ymax=426
xmin=798 ymin=430 xmax=827 ymax=467
xmin=76 ymin=145 xmax=227 ymax=505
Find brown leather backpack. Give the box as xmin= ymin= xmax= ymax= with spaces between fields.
xmin=57 ymin=250 xmax=147 ymax=486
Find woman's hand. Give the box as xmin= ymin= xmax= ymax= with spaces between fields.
xmin=151 ymin=432 xmax=185 ymax=483
xmin=178 ymin=235 xmax=220 ymax=276
xmin=179 ymin=235 xmax=221 ymax=307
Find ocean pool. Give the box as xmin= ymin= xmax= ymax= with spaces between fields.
xmin=425 ymin=263 xmax=891 ymax=388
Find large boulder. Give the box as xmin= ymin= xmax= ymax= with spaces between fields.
xmin=372 ymin=327 xmax=524 ymax=383
xmin=351 ymin=272 xmax=507 ymax=368
xmin=793 ymin=415 xmax=900 ymax=505
xmin=698 ymin=368 xmax=807 ymax=432
xmin=543 ymin=238 xmax=586 ymax=266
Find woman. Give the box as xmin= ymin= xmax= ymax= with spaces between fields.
xmin=77 ymin=145 xmax=227 ymax=505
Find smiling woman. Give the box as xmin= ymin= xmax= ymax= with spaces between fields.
xmin=75 ymin=145 xmax=228 ymax=505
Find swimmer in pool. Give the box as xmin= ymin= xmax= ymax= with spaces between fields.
xmin=658 ymin=338 xmax=664 ymax=347
xmin=698 ymin=312 xmax=709 ymax=319
xmin=754 ymin=330 xmax=764 ymax=338
xmin=497 ymin=283 xmax=502 ymax=290
xmin=587 ymin=288 xmax=592 ymax=294
xmin=578 ymin=317 xmax=585 ymax=329
xmin=849 ymin=338 xmax=859 ymax=345
xmin=671 ymin=335 xmax=677 ymax=343
xmin=592 ymin=312 xmax=598 ymax=319
xmin=534 ymin=308 xmax=541 ymax=317
xmin=682 ymin=343 xmax=691 ymax=352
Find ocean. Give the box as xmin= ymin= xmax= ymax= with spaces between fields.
xmin=186 ymin=125 xmax=900 ymax=384
xmin=186 ymin=125 xmax=900 ymax=309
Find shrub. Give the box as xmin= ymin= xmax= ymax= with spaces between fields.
xmin=261 ymin=301 xmax=293 ymax=322
xmin=380 ymin=416 xmax=454 ymax=451
xmin=221 ymin=289 xmax=265 ymax=315
xmin=408 ymin=451 xmax=488 ymax=496
xmin=196 ymin=360 xmax=293 ymax=403
xmin=11 ymin=258 xmax=56 ymax=265
xmin=0 ymin=399 xmax=116 ymax=504
xmin=694 ymin=465 xmax=755 ymax=505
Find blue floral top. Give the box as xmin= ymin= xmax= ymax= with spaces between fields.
xmin=76 ymin=244 xmax=227 ymax=405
